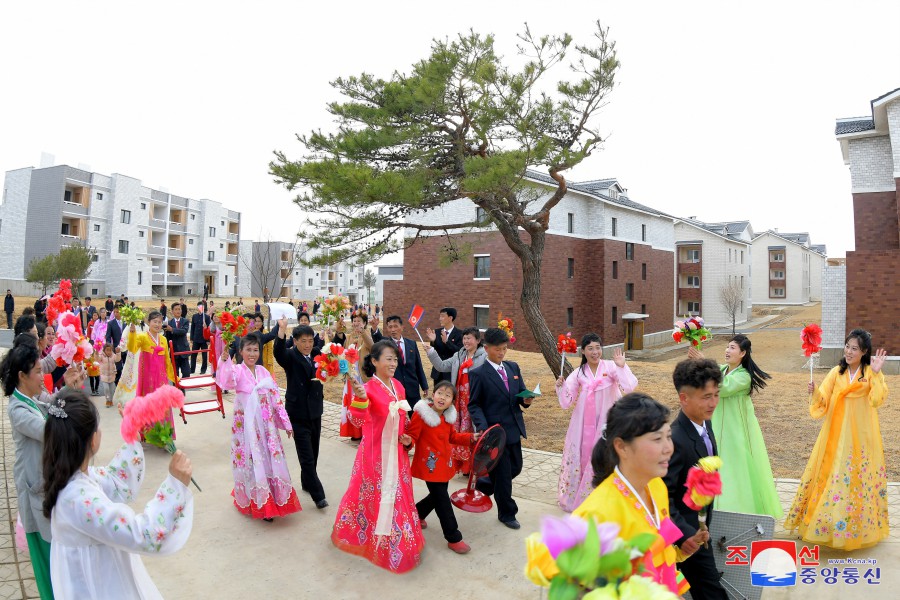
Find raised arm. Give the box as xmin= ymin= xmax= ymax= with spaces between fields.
xmin=425 ymin=346 xmax=454 ymax=373
xmin=89 ymin=442 xmax=145 ymax=503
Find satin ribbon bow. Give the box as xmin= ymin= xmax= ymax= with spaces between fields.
xmin=375 ymin=397 xmax=412 ymax=536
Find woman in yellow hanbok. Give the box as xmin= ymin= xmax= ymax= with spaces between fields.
xmin=574 ymin=393 xmax=694 ymax=597
xmin=785 ymin=329 xmax=889 ymax=550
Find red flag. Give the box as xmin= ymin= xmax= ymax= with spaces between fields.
xmin=408 ymin=304 xmax=425 ymax=328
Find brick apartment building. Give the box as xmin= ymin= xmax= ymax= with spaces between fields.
xmin=835 ymin=86 xmax=900 ymax=353
xmin=384 ymin=172 xmax=675 ymax=353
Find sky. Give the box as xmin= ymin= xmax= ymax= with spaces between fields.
xmin=1 ymin=1 xmax=898 ymax=259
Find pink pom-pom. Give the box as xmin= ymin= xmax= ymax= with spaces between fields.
xmin=120 ymin=385 xmax=186 ymax=442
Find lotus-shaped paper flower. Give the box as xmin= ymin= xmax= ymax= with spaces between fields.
xmin=683 ymin=456 xmax=723 ymax=511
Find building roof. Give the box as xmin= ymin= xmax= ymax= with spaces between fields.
xmin=835 ymin=118 xmax=875 ymax=135
xmin=778 ymin=232 xmax=810 ymax=245
xmin=810 ymin=244 xmax=827 ymax=255
xmin=676 ymin=217 xmax=751 ymax=245
xmin=524 ymin=170 xmax=669 ymax=218
xmin=836 ymin=86 xmax=900 ymax=163
xmin=752 ymin=230 xmax=824 ymax=256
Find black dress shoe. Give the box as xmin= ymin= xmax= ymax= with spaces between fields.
xmin=501 ymin=519 xmax=521 ymax=530
xmin=315 ymin=499 xmax=329 ymax=509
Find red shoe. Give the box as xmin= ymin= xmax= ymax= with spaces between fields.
xmin=448 ymin=540 xmax=471 ymax=554
xmin=420 ymin=520 xmax=427 ymax=529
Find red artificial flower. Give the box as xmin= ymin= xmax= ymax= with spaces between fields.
xmin=236 ymin=316 xmax=246 ymax=326
xmin=326 ymin=360 xmax=341 ymax=376
xmin=344 ymin=348 xmax=359 ymax=364
xmin=316 ymin=369 xmax=327 ymax=382
xmin=673 ymin=331 xmax=684 ymax=343
xmin=800 ymin=323 xmax=823 ymax=357
xmin=329 ymin=343 xmax=342 ymax=356
xmin=314 ymin=354 xmax=327 ymax=365
xmin=56 ymin=357 xmax=66 ymax=367
xmin=691 ymin=339 xmax=699 ymax=346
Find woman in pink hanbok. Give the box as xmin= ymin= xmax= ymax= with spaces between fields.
xmin=217 ymin=332 xmax=301 ymax=521
xmin=332 ymin=340 xmax=424 ymax=573
xmin=555 ymin=332 xmax=638 ymax=512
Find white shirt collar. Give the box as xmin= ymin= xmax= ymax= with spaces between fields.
xmin=486 ymin=358 xmax=504 ymax=370
xmin=688 ymin=417 xmax=706 ymax=437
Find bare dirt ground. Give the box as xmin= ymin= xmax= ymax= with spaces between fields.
xmin=16 ymin=296 xmax=896 ymax=479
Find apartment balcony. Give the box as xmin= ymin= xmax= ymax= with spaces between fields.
xmin=227 ymin=209 xmax=240 ymax=222
xmin=152 ymin=273 xmax=164 ymax=284
xmin=147 ymin=245 xmax=165 ymax=257
xmin=677 ymin=262 xmax=701 ymax=276
xmin=60 ymin=233 xmax=87 ymax=247
xmin=227 ymin=233 xmax=238 ymax=242
xmin=769 ymin=277 xmax=786 ymax=288
xmin=168 ymin=247 xmax=185 ymax=258
xmin=61 ymin=201 xmax=89 ymax=217
xmin=148 ymin=217 xmax=167 ymax=230
xmin=226 ymin=254 xmax=237 ymax=264
xmin=769 ymin=260 xmax=786 ymax=270
xmin=677 ymin=288 xmax=702 ymax=302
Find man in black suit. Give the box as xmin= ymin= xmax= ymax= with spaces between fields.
xmin=663 ymin=359 xmax=728 ymax=600
xmin=468 ymin=327 xmax=531 ymax=530
xmin=274 ymin=321 xmax=328 ymax=509
xmin=190 ymin=302 xmax=211 ymax=374
xmin=5 ymin=290 xmax=14 ymax=329
xmin=384 ymin=315 xmax=428 ymax=409
xmin=165 ymin=303 xmax=191 ymax=380
xmin=428 ymin=307 xmax=463 ymax=385
xmin=105 ymin=306 xmax=127 ymax=384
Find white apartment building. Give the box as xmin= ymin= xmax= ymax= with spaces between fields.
xmin=750 ymin=230 xmax=826 ymax=305
xmin=673 ymin=219 xmax=753 ymax=327
xmin=0 ymin=163 xmax=240 ymax=299
xmin=236 ymin=241 xmax=367 ymax=304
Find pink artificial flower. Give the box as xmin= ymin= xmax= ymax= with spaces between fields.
xmin=540 ymin=514 xmax=588 ymax=559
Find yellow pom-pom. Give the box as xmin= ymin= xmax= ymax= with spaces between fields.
xmin=698 ymin=455 xmax=722 ymax=473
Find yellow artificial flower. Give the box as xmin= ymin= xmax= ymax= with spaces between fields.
xmin=524 ymin=533 xmax=559 ymax=587
xmin=618 ymin=575 xmax=680 ymax=600
xmin=583 ymin=583 xmax=620 ymax=599
xmin=690 ymin=490 xmax=713 ymax=508
xmin=697 ymin=455 xmax=722 ymax=473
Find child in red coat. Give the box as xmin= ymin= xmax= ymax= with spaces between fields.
xmin=401 ymin=381 xmax=478 ymax=554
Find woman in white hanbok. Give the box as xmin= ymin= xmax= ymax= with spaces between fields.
xmin=43 ymin=389 xmax=194 ymax=600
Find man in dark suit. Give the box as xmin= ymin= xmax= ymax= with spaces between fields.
xmin=190 ymin=302 xmax=211 ymax=374
xmin=429 ymin=307 xmax=463 ymax=385
xmin=165 ymin=303 xmax=191 ymax=380
xmin=79 ymin=296 xmax=97 ymax=332
xmin=468 ymin=327 xmax=531 ymax=530
xmin=384 ymin=315 xmax=428 ymax=409
xmin=4 ymin=290 xmax=14 ymax=329
xmin=663 ymin=359 xmax=728 ymax=600
xmin=274 ymin=321 xmax=328 ymax=509
xmin=105 ymin=306 xmax=127 ymax=384
xmin=104 ymin=295 xmax=115 ymax=313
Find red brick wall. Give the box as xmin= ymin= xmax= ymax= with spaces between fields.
xmin=846 ymin=181 xmax=900 ymax=354
xmin=853 ymin=189 xmax=899 ymax=251
xmin=384 ymin=232 xmax=674 ymax=352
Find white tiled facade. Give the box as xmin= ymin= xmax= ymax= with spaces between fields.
xmin=673 ymin=220 xmax=752 ymax=327
xmin=0 ymin=163 xmax=241 ymax=299
xmin=848 ymin=136 xmax=895 ymax=191
xmin=821 ymin=263 xmax=847 ymax=347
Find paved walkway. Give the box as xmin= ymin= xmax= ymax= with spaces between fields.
xmin=1 ymin=390 xmax=897 ymax=598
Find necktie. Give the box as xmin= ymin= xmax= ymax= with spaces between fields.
xmin=498 ymin=365 xmax=509 ymax=391
xmin=398 ymin=340 xmax=405 ymax=363
xmin=305 ymin=355 xmax=313 ymax=367
xmin=700 ymin=425 xmax=713 ymax=456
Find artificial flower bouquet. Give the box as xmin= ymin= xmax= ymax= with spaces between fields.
xmin=119 ymin=305 xmax=146 ymax=327
xmin=800 ymin=323 xmax=823 ymax=383
xmin=49 ymin=311 xmax=94 ymax=367
xmin=45 ymin=279 xmax=73 ymax=325
xmin=498 ymin=313 xmax=516 ymax=344
xmin=218 ymin=308 xmax=248 ymax=347
xmin=672 ymin=316 xmax=710 ymax=349
xmin=557 ymin=332 xmax=578 ymax=374
xmin=121 ymin=386 xmax=200 ymax=491
xmin=683 ymin=455 xmax=722 ymax=548
xmin=320 ymin=295 xmax=351 ymax=327
xmin=313 ymin=343 xmax=360 ymax=383
xmin=525 ymin=514 xmax=678 ymax=599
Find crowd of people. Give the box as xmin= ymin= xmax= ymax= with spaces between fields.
xmin=0 ymin=289 xmax=890 ymax=597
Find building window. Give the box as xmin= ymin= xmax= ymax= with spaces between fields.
xmin=93 ymin=224 xmax=101 ymax=232
xmin=308 ymin=278 xmax=313 ymax=287
xmin=121 ymin=210 xmax=131 ymax=224
xmin=208 ymin=251 xmax=215 ymax=261
xmin=729 ymin=248 xmax=732 ymax=262
xmin=687 ymin=276 xmax=700 ymax=288
xmin=140 ymin=202 xmax=146 ymax=210
xmin=209 ymin=227 xmax=216 ymax=237
xmin=567 ymin=307 xmax=574 ymax=327
xmin=221 ymin=220 xmax=225 ymax=226
xmin=612 ymin=261 xmax=618 ymax=279
xmin=91 ymin=288 xmax=99 ymax=296
xmin=625 ymin=283 xmax=634 ymax=301
xmin=772 ymin=270 xmax=785 ymax=279
xmin=641 ymin=304 xmax=646 ymax=314
xmin=686 ymin=249 xmax=700 ymax=263
xmin=474 ymin=255 xmax=491 ymax=279
xmin=219 ymin=243 xmax=224 ymax=249
xmin=61 ymin=223 xmax=70 ymax=235
xmin=189 ymin=239 xmax=194 ymax=245
xmin=772 ymin=287 xmax=785 ymax=297
xmin=188 ymin=288 xmax=193 ymax=295
xmin=138 ymin=230 xmax=145 ymax=238
xmin=771 ymin=252 xmax=784 ymax=261
xmin=567 ymin=258 xmax=574 ymax=278
xmin=642 ymin=263 xmax=647 ymax=280
xmin=567 ymin=213 xmax=574 ymax=234
xmin=91 ymin=254 xmax=99 ymax=262
xmin=118 ymin=240 xmax=129 ymax=254
xmin=741 ymin=250 xmax=744 ymax=264
xmin=476 ymin=207 xmax=487 ymax=224
xmin=740 ymin=275 xmax=744 ymax=288
xmin=611 ymin=306 xmax=617 ymax=325
xmin=190 ymin=214 xmax=196 ymax=220
xmin=611 ymin=217 xmax=617 ymax=237
xmin=641 ymin=224 xmax=647 ymax=241
xmin=137 ymin=272 xmax=142 ymax=285
xmin=96 ymin=192 xmax=103 ymax=201
xmin=474 ymin=306 xmax=490 ymax=329
xmin=625 ymin=243 xmax=634 ymax=260
xmin=225 ymin=275 xmax=229 ymax=285
xmin=350 ymin=279 xmax=354 ymax=286
xmin=188 ymin=263 xmax=193 ymax=269
xmin=687 ymin=301 xmax=700 ymax=313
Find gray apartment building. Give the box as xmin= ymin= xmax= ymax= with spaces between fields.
xmin=0 ymin=163 xmax=241 ymax=299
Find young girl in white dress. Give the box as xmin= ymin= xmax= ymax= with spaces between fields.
xmin=42 ymin=388 xmax=194 ymax=600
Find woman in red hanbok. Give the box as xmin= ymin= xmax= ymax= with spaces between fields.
xmin=331 ymin=340 xmax=424 ymax=573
